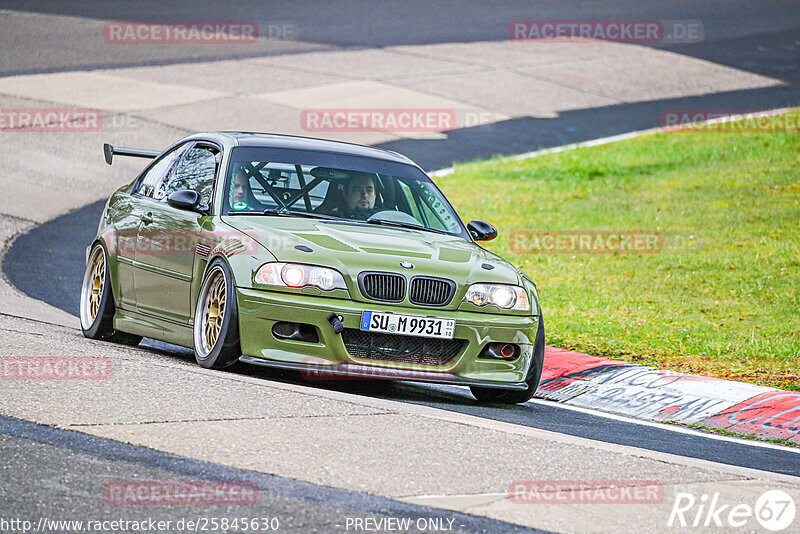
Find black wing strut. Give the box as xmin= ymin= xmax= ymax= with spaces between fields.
xmin=103 ymin=143 xmax=160 ymax=165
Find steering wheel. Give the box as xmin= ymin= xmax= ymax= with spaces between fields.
xmin=367 ymin=210 xmax=421 ymax=225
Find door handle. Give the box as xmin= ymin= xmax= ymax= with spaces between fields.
xmin=140 ymin=213 xmax=154 ymax=225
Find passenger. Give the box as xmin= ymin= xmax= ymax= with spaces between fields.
xmin=231 ymin=170 xmax=256 ymax=210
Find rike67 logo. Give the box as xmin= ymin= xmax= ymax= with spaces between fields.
xmin=669 ymin=490 xmax=796 ymax=531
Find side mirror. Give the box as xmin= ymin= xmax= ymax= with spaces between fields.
xmin=167 ymin=190 xmax=203 ymax=213
xmin=467 ymin=220 xmax=498 ymax=241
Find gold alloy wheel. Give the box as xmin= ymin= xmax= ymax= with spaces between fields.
xmin=81 ymin=246 xmax=107 ymax=330
xmin=202 ymin=271 xmax=226 ymax=352
xmin=88 ymin=251 xmax=105 ymax=322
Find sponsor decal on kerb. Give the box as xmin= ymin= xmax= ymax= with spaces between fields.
xmin=702 ymin=391 xmax=800 ymax=440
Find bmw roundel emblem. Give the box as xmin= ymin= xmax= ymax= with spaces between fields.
xmin=399 ymin=261 xmax=414 ymax=269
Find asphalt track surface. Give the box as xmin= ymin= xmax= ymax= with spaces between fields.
xmin=5 ymin=200 xmax=800 ymax=480
xmin=2 ymin=3 xmax=800 ymax=530
xmin=3 ymin=2 xmax=800 ymax=170
xmin=3 ymin=1 xmax=800 ymax=74
xmin=0 ymin=415 xmax=546 ymax=533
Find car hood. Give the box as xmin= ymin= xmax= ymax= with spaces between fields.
xmin=222 ymin=216 xmax=521 ymax=287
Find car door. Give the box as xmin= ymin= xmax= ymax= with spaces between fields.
xmin=134 ymin=142 xmax=220 ymax=323
xmin=114 ymin=142 xmax=189 ymax=309
xmin=108 ymin=194 xmax=144 ymax=311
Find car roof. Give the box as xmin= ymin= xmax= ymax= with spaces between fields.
xmin=215 ymin=131 xmax=416 ymax=166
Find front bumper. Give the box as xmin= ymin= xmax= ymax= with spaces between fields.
xmin=236 ymin=287 xmax=540 ymax=387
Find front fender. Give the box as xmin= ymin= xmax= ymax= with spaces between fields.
xmin=527 ymin=314 xmax=545 ymax=386
xmin=189 ymin=234 xmax=277 ymax=323
xmin=518 ymin=272 xmax=541 ymax=317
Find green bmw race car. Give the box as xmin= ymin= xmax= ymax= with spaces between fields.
xmin=81 ymin=132 xmax=544 ymax=404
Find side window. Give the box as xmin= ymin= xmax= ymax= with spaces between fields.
xmin=134 ymin=144 xmax=187 ymax=198
xmin=226 ymin=163 xmax=329 ymax=213
xmin=159 ymin=146 xmax=219 ymax=206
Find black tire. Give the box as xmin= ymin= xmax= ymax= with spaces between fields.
xmin=193 ymin=258 xmax=242 ymax=369
xmin=470 ymin=316 xmax=545 ymax=404
xmin=80 ymin=243 xmax=142 ymax=346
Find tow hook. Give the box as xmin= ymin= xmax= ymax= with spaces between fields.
xmin=327 ymin=313 xmax=344 ymax=335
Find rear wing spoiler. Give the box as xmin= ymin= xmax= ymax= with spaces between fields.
xmin=104 ymin=143 xmax=160 ymax=165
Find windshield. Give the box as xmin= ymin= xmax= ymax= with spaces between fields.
xmin=221 ymin=147 xmax=468 ymax=238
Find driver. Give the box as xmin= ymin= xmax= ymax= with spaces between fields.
xmin=329 ymin=173 xmax=380 ymax=219
xmin=345 ymin=174 xmax=376 ymax=212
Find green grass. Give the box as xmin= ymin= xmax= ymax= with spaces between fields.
xmin=439 ymin=113 xmax=800 ymax=391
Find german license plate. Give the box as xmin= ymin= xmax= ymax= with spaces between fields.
xmin=360 ymin=311 xmax=455 ymax=339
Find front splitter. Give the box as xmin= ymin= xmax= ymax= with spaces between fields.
xmin=238 ymin=355 xmax=528 ymax=390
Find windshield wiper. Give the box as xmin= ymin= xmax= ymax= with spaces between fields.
xmin=261 ymin=209 xmax=447 ymax=234
xmin=365 ymin=219 xmax=447 ymax=235
xmin=263 ymin=208 xmax=343 ymax=221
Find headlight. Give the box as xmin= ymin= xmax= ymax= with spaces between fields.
xmin=255 ymin=263 xmax=347 ymax=291
xmin=464 ymin=283 xmax=530 ymax=311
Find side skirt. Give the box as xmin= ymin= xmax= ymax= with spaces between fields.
xmin=114 ymin=307 xmax=194 ymax=348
